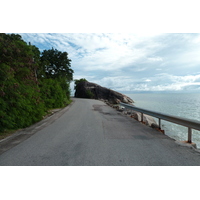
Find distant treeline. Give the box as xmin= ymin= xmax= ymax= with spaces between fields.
xmin=0 ymin=33 xmax=74 ymax=133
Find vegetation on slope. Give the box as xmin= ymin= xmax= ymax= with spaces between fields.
xmin=0 ymin=33 xmax=74 ymax=134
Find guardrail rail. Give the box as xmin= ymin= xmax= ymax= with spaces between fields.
xmin=120 ymin=102 xmax=200 ymax=143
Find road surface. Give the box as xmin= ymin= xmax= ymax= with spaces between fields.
xmin=0 ymin=98 xmax=200 ymax=166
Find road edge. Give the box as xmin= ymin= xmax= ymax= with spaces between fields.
xmin=0 ymin=99 xmax=75 ymax=155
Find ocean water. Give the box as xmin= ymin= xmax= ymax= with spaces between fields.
xmin=126 ymin=93 xmax=200 ymax=148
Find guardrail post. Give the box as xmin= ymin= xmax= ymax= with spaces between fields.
xmin=119 ymin=102 xmax=200 ymax=142
xmin=188 ymin=127 xmax=192 ymax=143
xmin=159 ymin=118 xmax=161 ymax=129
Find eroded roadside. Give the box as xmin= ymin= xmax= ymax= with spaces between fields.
xmin=0 ymin=100 xmax=74 ymax=155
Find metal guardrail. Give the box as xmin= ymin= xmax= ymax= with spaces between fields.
xmin=120 ymin=102 xmax=200 ymax=143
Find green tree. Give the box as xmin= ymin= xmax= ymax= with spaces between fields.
xmin=0 ymin=34 xmax=74 ymax=133
xmin=74 ymin=78 xmax=87 ymax=90
xmin=40 ymin=48 xmax=73 ymax=81
xmin=39 ymin=48 xmax=73 ymax=109
xmin=0 ymin=33 xmax=45 ymax=132
xmin=39 ymin=78 xmax=71 ymax=109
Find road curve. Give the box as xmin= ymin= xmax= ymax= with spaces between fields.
xmin=0 ymin=98 xmax=200 ymax=166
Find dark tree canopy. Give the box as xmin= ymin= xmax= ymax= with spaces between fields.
xmin=74 ymin=78 xmax=87 ymax=90
xmin=41 ymin=48 xmax=73 ymax=81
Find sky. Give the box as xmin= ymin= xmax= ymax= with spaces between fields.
xmin=2 ymin=1 xmax=200 ymax=95
xmin=20 ymin=33 xmax=200 ymax=94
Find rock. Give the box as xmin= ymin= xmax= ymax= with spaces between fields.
xmin=131 ymin=111 xmax=141 ymax=121
xmin=112 ymin=105 xmax=119 ymax=109
xmin=144 ymin=114 xmax=157 ymax=127
xmin=127 ymin=110 xmax=132 ymax=115
xmin=151 ymin=123 xmax=160 ymax=129
xmin=130 ymin=111 xmax=157 ymax=127
xmin=74 ymin=80 xmax=159 ymax=128
xmin=75 ymin=80 xmax=134 ymax=105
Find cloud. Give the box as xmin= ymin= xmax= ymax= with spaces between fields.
xmin=20 ymin=33 xmax=200 ymax=93
xmin=133 ymin=73 xmax=200 ymax=92
xmin=91 ymin=73 xmax=200 ymax=93
xmin=147 ymin=57 xmax=163 ymax=62
xmin=21 ymin=33 xmax=165 ymax=70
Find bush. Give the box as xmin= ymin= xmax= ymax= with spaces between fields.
xmin=0 ymin=33 xmax=73 ymax=133
xmin=86 ymin=89 xmax=94 ymax=99
xmin=39 ymin=78 xmax=70 ymax=109
xmin=0 ymin=79 xmax=45 ymax=132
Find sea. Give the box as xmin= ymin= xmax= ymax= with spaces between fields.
xmin=125 ymin=93 xmax=200 ymax=149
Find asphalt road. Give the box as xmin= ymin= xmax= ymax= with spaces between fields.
xmin=0 ymin=98 xmax=200 ymax=166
